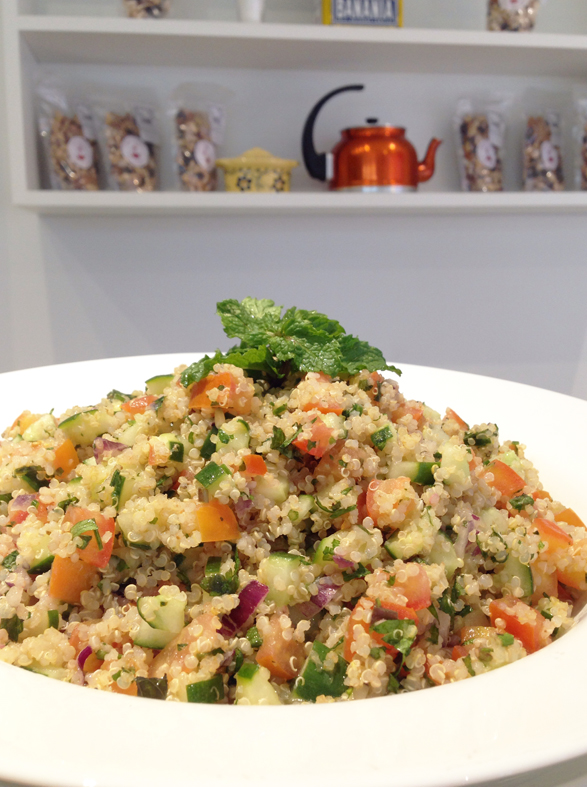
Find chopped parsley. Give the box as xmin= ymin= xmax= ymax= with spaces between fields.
xmin=195 ymin=462 xmax=231 ymax=489
xmin=56 ymin=496 xmax=79 ymax=511
xmin=110 ymin=469 xmax=125 ymax=510
xmin=314 ymin=498 xmax=356 ymax=519
xmin=272 ymin=403 xmax=287 ymax=416
xmin=70 ymin=519 xmax=103 ymax=551
xmin=463 ymin=654 xmax=475 ymax=677
xmin=509 ymin=494 xmax=534 ymax=511
xmin=498 ymin=633 xmax=515 ymax=646
xmin=464 ymin=425 xmax=498 ymax=447
xmin=342 ymin=563 xmax=369 ymax=582
xmin=371 ymin=619 xmax=417 ymax=656
xmin=200 ymin=426 xmax=218 ymax=460
xmin=1 ymin=551 xmax=18 ymax=571
xmin=321 ymin=538 xmax=340 ymax=562
xmin=1 ymin=615 xmax=23 ymax=642
xmin=371 ymin=425 xmax=393 ymax=451
xmin=136 ymin=676 xmax=168 ymax=700
xmin=246 ymin=626 xmax=263 ymax=649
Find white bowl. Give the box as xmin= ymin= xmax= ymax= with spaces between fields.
xmin=1 ymin=356 xmax=586 ymax=787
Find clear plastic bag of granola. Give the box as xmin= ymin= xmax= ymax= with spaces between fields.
xmin=454 ymin=95 xmax=512 ymax=192
xmin=487 ymin=0 xmax=542 ymax=32
xmin=36 ymin=76 xmax=100 ymax=191
xmin=169 ymin=83 xmax=233 ymax=192
xmin=522 ymin=89 xmax=566 ymax=192
xmin=93 ymin=90 xmax=160 ymax=192
xmin=123 ymin=0 xmax=171 ymax=18
xmin=573 ymin=92 xmax=587 ymax=191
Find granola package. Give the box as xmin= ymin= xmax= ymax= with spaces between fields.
xmin=123 ymin=0 xmax=171 ymax=18
xmin=522 ymin=91 xmax=565 ymax=191
xmin=454 ymin=97 xmax=510 ymax=192
xmin=573 ymin=97 xmax=587 ymax=191
xmin=36 ymin=79 xmax=100 ymax=191
xmin=487 ymin=0 xmax=540 ymax=32
xmin=94 ymin=94 xmax=160 ymax=192
xmin=170 ymin=84 xmax=232 ymax=192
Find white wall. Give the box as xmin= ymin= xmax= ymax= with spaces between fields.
xmin=2 ymin=3 xmax=587 ymax=399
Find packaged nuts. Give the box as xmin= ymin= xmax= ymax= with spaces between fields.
xmin=123 ymin=0 xmax=171 ymax=18
xmin=523 ymin=113 xmax=564 ymax=191
xmin=455 ymin=98 xmax=508 ymax=192
xmin=487 ymin=0 xmax=539 ymax=31
xmin=37 ymin=79 xmax=100 ymax=191
xmin=175 ymin=110 xmax=217 ymax=192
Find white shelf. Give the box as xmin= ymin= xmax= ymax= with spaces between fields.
xmin=15 ymin=190 xmax=587 ymax=215
xmin=15 ymin=15 xmax=587 ymax=76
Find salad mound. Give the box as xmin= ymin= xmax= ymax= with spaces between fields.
xmin=0 ymin=299 xmax=584 ymax=704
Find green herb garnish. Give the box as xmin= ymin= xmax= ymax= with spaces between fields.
xmin=196 ymin=462 xmax=231 ymax=489
xmin=371 ymin=425 xmax=393 ymax=451
xmin=70 ymin=519 xmax=103 ymax=551
xmin=2 ymin=551 xmax=18 ymax=570
xmin=181 ymin=298 xmax=401 ymax=387
xmin=509 ymin=494 xmax=534 ymax=511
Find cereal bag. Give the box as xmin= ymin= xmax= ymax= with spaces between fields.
xmin=523 ymin=113 xmax=564 ymax=191
xmin=170 ymin=84 xmax=231 ymax=192
xmin=455 ymin=97 xmax=509 ymax=192
xmin=123 ymin=0 xmax=171 ymax=18
xmin=487 ymin=0 xmax=540 ymax=31
xmin=37 ymin=79 xmax=100 ymax=191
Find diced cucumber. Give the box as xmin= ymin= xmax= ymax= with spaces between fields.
xmin=389 ymin=461 xmax=438 ymax=486
xmin=440 ymin=442 xmax=471 ymax=487
xmin=257 ymin=552 xmax=308 ymax=606
xmin=235 ymin=663 xmax=281 ymax=705
xmin=493 ymin=553 xmax=533 ymax=599
xmin=428 ymin=532 xmax=459 ymax=579
xmin=289 ymin=494 xmax=315 ymax=523
xmin=22 ymin=414 xmax=56 ymax=442
xmin=26 ymin=666 xmax=70 ymax=681
xmin=118 ymin=421 xmax=144 ymax=447
xmin=133 ymin=594 xmax=186 ymax=649
xmin=215 ymin=419 xmax=250 ymax=457
xmin=321 ymin=412 xmax=346 ymax=436
xmin=137 ymin=594 xmax=185 ymax=632
xmin=293 ymin=641 xmax=347 ymax=702
xmin=145 ymin=375 xmax=174 ymax=396
xmin=254 ymin=475 xmax=289 ymax=505
xmin=496 ymin=450 xmax=525 ymax=478
xmin=159 ymin=433 xmax=188 ymax=464
xmin=14 ymin=467 xmax=48 ymax=493
xmin=186 ymin=674 xmax=224 ymax=703
xmin=58 ymin=409 xmax=112 ymax=447
xmin=313 ymin=533 xmax=341 ymax=567
xmin=22 ymin=607 xmax=59 ymax=638
xmin=27 ymin=533 xmax=54 ymax=574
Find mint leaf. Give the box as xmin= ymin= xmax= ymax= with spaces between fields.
xmin=218 ymin=298 xmax=282 ymax=345
xmin=181 ymin=352 xmax=224 ymax=388
xmin=338 ymin=335 xmax=401 ymax=376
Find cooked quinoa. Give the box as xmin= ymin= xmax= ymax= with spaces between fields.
xmin=0 ymin=299 xmax=584 ymax=705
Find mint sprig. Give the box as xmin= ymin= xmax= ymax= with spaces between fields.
xmin=181 ymin=298 xmax=401 ymax=387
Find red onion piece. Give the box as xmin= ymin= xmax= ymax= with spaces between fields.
xmin=454 ymin=521 xmax=476 ymax=562
xmin=234 ymin=496 xmax=253 ymax=525
xmin=12 ymin=494 xmax=36 ymax=510
xmin=77 ymin=646 xmax=92 ymax=669
xmin=93 ymin=437 xmax=128 ymax=464
xmin=296 ymin=579 xmax=340 ymax=619
xmin=333 ymin=554 xmax=355 ymax=570
xmin=219 ymin=580 xmax=268 ymax=638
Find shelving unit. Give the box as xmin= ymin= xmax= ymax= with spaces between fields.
xmin=5 ymin=0 xmax=587 ymax=215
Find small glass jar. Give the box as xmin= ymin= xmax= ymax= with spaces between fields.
xmin=487 ymin=0 xmax=539 ymax=32
xmin=123 ymin=0 xmax=171 ymax=19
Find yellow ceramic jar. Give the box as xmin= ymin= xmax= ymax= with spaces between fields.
xmin=216 ymin=148 xmax=298 ymax=192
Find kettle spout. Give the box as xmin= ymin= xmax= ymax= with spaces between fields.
xmin=417 ymin=138 xmax=442 ymax=183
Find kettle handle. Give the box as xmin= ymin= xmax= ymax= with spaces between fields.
xmin=302 ymin=84 xmax=364 ymax=181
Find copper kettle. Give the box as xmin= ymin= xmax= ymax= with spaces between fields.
xmin=302 ymin=84 xmax=442 ymax=191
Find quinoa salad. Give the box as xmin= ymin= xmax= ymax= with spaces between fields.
xmin=0 ymin=299 xmax=584 ymax=705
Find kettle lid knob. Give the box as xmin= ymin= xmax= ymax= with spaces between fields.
xmin=366 ymin=117 xmax=379 ymax=125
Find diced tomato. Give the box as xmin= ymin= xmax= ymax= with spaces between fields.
xmin=256 ymin=613 xmax=305 ymax=680
xmin=388 ymin=564 xmax=431 ymax=611
xmin=10 ymin=411 xmax=40 ymax=435
xmin=535 ymin=518 xmax=572 ymax=552
xmin=197 ymin=501 xmax=240 ymax=543
xmin=65 ymin=506 xmax=116 ymax=569
xmin=344 ymin=598 xmax=395 ymax=662
xmin=8 ymin=510 xmax=28 ymax=526
xmin=111 ymin=680 xmax=138 ymax=697
xmin=489 ymin=597 xmax=550 ymax=654
xmin=293 ymin=417 xmax=335 ymax=459
xmin=452 ymin=645 xmax=468 ymax=660
xmin=53 ymin=439 xmax=79 ymax=477
xmin=532 ymin=490 xmax=552 ymax=502
xmin=82 ymin=652 xmax=105 ymax=675
xmin=445 ymin=408 xmax=469 ymax=430
xmin=121 ymin=395 xmax=157 ymax=416
xmin=482 ymin=460 xmax=525 ymax=498
xmin=189 ymin=372 xmax=253 ymax=416
xmin=365 ymin=372 xmax=385 ymax=402
xmin=242 ymin=455 xmax=267 ymax=477
xmin=555 ymin=508 xmax=586 ymax=530
xmin=392 ymin=403 xmax=424 ymax=426
xmin=366 ymin=478 xmax=417 ymax=529
xmin=7 ymin=496 xmax=48 ymax=526
xmin=49 ymin=556 xmax=98 ymax=605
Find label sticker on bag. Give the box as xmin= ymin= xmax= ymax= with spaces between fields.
xmin=121 ymin=134 xmax=150 ymax=168
xmin=498 ymin=0 xmax=531 ymax=10
xmin=476 ymin=139 xmax=497 ymax=170
xmin=67 ymin=136 xmax=94 ymax=170
xmin=194 ymin=139 xmax=216 ymax=172
xmin=540 ymin=140 xmax=559 ymax=171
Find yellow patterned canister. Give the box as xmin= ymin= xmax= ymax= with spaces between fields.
xmin=216 ymin=148 xmax=298 ymax=192
xmin=322 ymin=0 xmax=402 ymax=26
